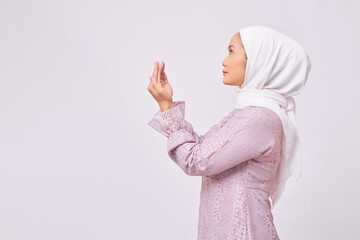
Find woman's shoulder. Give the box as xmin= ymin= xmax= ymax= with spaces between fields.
xmin=230 ymin=106 xmax=283 ymax=133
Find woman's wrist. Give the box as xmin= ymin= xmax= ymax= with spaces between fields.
xmin=159 ymin=100 xmax=174 ymax=112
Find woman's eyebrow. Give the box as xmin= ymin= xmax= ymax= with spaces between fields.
xmin=228 ymin=45 xmax=235 ymax=49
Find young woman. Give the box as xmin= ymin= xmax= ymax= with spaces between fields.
xmin=147 ymin=25 xmax=312 ymax=240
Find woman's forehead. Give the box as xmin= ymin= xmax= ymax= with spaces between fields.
xmin=230 ymin=32 xmax=244 ymax=48
xmin=231 ymin=32 xmax=243 ymax=43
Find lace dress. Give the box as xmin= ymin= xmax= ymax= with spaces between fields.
xmin=148 ymin=101 xmax=283 ymax=240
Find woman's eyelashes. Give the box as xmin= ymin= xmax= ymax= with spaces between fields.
xmin=229 ymin=49 xmax=233 ymax=54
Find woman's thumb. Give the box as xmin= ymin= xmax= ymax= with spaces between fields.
xmin=163 ymin=72 xmax=169 ymax=84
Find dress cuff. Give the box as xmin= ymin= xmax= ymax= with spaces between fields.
xmin=148 ymin=101 xmax=186 ymax=137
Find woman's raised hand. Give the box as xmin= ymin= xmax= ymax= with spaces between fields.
xmin=147 ymin=61 xmax=174 ymax=111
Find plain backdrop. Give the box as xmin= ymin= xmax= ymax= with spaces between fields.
xmin=1 ymin=0 xmax=359 ymax=239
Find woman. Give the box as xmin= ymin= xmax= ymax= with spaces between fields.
xmin=147 ymin=25 xmax=312 ymax=240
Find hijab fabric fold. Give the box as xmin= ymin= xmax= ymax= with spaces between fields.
xmin=234 ymin=26 xmax=312 ymax=209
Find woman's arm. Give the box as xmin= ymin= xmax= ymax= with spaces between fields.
xmin=148 ymin=101 xmax=278 ymax=176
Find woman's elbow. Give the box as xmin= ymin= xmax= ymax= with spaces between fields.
xmin=182 ymin=162 xmax=211 ymax=176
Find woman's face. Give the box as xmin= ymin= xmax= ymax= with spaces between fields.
xmin=222 ymin=32 xmax=247 ymax=87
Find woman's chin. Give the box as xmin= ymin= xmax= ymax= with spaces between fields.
xmin=222 ymin=78 xmax=233 ymax=85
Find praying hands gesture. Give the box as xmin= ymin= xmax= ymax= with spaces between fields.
xmin=147 ymin=61 xmax=174 ymax=112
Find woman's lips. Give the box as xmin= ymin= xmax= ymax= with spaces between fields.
xmin=223 ymin=72 xmax=228 ymax=75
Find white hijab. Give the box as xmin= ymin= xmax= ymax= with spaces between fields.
xmin=234 ymin=26 xmax=312 ymax=209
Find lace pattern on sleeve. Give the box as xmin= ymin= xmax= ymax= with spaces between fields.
xmin=148 ymin=102 xmax=278 ymax=176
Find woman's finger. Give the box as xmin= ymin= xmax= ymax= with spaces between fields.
xmin=152 ymin=61 xmax=156 ymax=77
xmin=160 ymin=61 xmax=165 ymax=79
xmin=157 ymin=61 xmax=162 ymax=84
xmin=157 ymin=61 xmax=161 ymax=84
xmin=153 ymin=61 xmax=158 ymax=83
xmin=163 ymin=72 xmax=168 ymax=84
xmin=160 ymin=61 xmax=165 ymax=81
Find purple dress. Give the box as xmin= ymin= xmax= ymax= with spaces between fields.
xmin=148 ymin=101 xmax=283 ymax=240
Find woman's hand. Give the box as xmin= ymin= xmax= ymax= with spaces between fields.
xmin=147 ymin=61 xmax=174 ymax=111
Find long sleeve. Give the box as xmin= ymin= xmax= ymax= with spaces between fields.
xmin=148 ymin=101 xmax=278 ymax=177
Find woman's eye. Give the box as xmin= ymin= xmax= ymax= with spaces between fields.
xmin=229 ymin=49 xmax=233 ymax=54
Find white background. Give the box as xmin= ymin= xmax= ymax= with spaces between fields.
xmin=1 ymin=0 xmax=359 ymax=239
